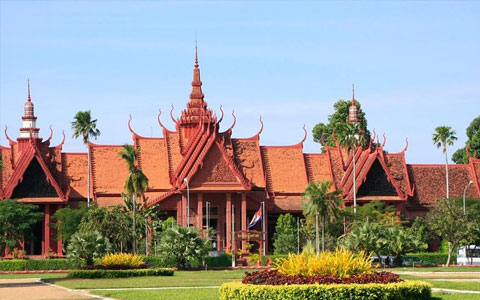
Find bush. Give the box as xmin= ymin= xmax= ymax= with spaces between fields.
xmin=96 ymin=253 xmax=145 ymax=269
xmin=261 ymin=254 xmax=288 ymax=266
xmin=67 ymin=231 xmax=112 ymax=268
xmin=67 ymin=268 xmax=174 ymax=278
xmin=219 ymin=281 xmax=431 ymax=300
xmin=275 ymin=250 xmax=373 ymax=278
xmin=243 ymin=270 xmax=401 ymax=285
xmin=406 ymin=253 xmax=456 ymax=265
xmin=205 ymin=254 xmax=232 ymax=267
xmin=0 ymin=259 xmax=75 ymax=271
xmin=143 ymin=255 xmax=177 ymax=268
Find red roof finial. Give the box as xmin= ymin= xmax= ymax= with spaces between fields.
xmin=194 ymin=38 xmax=199 ymax=68
xmin=27 ymin=78 xmax=31 ymax=102
xmin=352 ymin=83 xmax=356 ymax=106
xmin=189 ymin=41 xmax=204 ymax=102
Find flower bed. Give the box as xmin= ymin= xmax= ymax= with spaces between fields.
xmin=242 ymin=270 xmax=402 ymax=285
xmin=220 ymin=281 xmax=432 ymax=300
xmin=67 ymin=268 xmax=174 ymax=278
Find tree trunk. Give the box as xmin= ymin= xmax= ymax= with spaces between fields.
xmin=446 ymin=242 xmax=453 ymax=267
xmin=445 ymin=149 xmax=449 ymax=199
xmin=321 ymin=214 xmax=325 ymax=252
xmin=315 ymin=212 xmax=319 ymax=255
xmin=87 ymin=145 xmax=91 ymax=207
xmin=133 ymin=194 xmax=137 ymax=254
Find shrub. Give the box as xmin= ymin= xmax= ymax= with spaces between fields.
xmin=243 ymin=270 xmax=401 ymax=285
xmin=67 ymin=231 xmax=112 ymax=268
xmin=156 ymin=225 xmax=209 ymax=269
xmin=275 ymin=249 xmax=373 ymax=278
xmin=261 ymin=254 xmax=288 ymax=266
xmin=219 ymin=281 xmax=432 ymax=300
xmin=67 ymin=268 xmax=174 ymax=278
xmin=406 ymin=252 xmax=456 ymax=265
xmin=143 ymin=255 xmax=177 ymax=268
xmin=205 ymin=254 xmax=232 ymax=267
xmin=0 ymin=259 xmax=75 ymax=271
xmin=96 ymin=253 xmax=145 ymax=269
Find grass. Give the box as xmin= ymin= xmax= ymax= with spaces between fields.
xmin=386 ymin=266 xmax=480 ymax=272
xmin=0 ymin=273 xmax=67 ymax=279
xmin=45 ymin=270 xmax=247 ymax=289
xmin=432 ymin=292 xmax=480 ymax=300
xmin=92 ymin=287 xmax=220 ymax=300
xmin=400 ymin=274 xmax=480 ymax=291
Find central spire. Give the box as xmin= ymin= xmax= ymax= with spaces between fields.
xmin=348 ymin=84 xmax=359 ymax=123
xmin=189 ymin=41 xmax=205 ymax=102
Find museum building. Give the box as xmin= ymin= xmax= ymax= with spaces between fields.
xmin=1 ymin=50 xmax=480 ymax=257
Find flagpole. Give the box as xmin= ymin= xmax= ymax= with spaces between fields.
xmin=262 ymin=201 xmax=265 ymax=256
xmin=231 ymin=204 xmax=236 ymax=267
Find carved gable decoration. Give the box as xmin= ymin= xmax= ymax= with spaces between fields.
xmin=190 ymin=144 xmax=240 ymax=186
xmin=12 ymin=157 xmax=58 ymax=198
xmin=357 ymin=159 xmax=397 ymax=197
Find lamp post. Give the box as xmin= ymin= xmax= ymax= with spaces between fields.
xmin=184 ymin=177 xmax=190 ymax=227
xmin=463 ymin=180 xmax=473 ymax=215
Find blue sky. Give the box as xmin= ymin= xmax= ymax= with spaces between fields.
xmin=1 ymin=1 xmax=479 ymax=163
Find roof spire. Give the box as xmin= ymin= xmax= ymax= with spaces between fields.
xmin=27 ymin=78 xmax=31 ymax=102
xmin=347 ymin=84 xmax=359 ymax=123
xmin=351 ymin=83 xmax=356 ymax=106
xmin=194 ymin=36 xmax=199 ymax=68
xmin=189 ymin=40 xmax=204 ymax=102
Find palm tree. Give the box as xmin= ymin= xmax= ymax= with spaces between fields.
xmin=72 ymin=110 xmax=101 ymax=207
xmin=432 ymin=126 xmax=457 ymax=199
xmin=119 ymin=144 xmax=149 ymax=254
xmin=338 ymin=122 xmax=365 ymax=216
xmin=302 ymin=180 xmax=342 ymax=253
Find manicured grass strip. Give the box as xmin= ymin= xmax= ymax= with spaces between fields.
xmin=92 ymin=287 xmax=220 ymax=300
xmin=68 ymin=268 xmax=174 ymax=279
xmin=432 ymin=292 xmax=480 ymax=300
xmin=400 ymin=275 xmax=480 ymax=292
xmin=48 ymin=270 xmax=247 ymax=289
xmin=388 ymin=266 xmax=480 ymax=272
xmin=0 ymin=273 xmax=67 ymax=279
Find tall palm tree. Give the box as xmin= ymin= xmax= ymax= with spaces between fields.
xmin=432 ymin=126 xmax=457 ymax=199
xmin=338 ymin=122 xmax=365 ymax=216
xmin=119 ymin=144 xmax=149 ymax=254
xmin=72 ymin=110 xmax=101 ymax=207
xmin=302 ymin=180 xmax=342 ymax=253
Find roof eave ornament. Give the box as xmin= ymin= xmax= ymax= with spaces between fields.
xmin=55 ymin=130 xmax=66 ymax=150
xmin=4 ymin=126 xmax=16 ymax=145
xmin=158 ymin=109 xmax=174 ymax=133
xmin=170 ymin=104 xmax=176 ymax=123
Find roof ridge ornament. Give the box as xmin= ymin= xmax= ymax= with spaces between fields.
xmin=27 ymin=78 xmax=31 ymax=102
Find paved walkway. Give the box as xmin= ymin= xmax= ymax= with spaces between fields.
xmin=0 ymin=279 xmax=111 ymax=300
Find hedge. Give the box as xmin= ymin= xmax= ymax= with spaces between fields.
xmin=406 ymin=253 xmax=456 ymax=265
xmin=67 ymin=268 xmax=174 ymax=278
xmin=143 ymin=255 xmax=177 ymax=268
xmin=0 ymin=259 xmax=75 ymax=271
xmin=220 ymin=281 xmax=431 ymax=300
xmin=205 ymin=254 xmax=232 ymax=267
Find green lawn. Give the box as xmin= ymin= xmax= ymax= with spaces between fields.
xmin=400 ymin=274 xmax=480 ymax=292
xmin=432 ymin=292 xmax=480 ymax=300
xmin=44 ymin=270 xmax=247 ymax=289
xmin=92 ymin=287 xmax=220 ymax=300
xmin=386 ymin=266 xmax=480 ymax=272
xmin=0 ymin=273 xmax=67 ymax=279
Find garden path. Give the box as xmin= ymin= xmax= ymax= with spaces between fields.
xmin=0 ymin=278 xmax=113 ymax=300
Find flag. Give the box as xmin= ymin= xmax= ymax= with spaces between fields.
xmin=248 ymin=205 xmax=262 ymax=229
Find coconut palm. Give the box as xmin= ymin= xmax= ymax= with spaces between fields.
xmin=302 ymin=180 xmax=342 ymax=253
xmin=71 ymin=110 xmax=101 ymax=207
xmin=432 ymin=126 xmax=457 ymax=199
xmin=119 ymin=144 xmax=149 ymax=254
xmin=338 ymin=122 xmax=365 ymax=217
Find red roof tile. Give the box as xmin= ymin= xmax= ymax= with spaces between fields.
xmin=137 ymin=138 xmax=171 ymax=190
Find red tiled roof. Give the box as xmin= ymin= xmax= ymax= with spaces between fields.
xmin=61 ymin=153 xmax=88 ymax=199
xmin=89 ymin=144 xmax=129 ymax=195
xmin=137 ymin=138 xmax=171 ymax=190
xmin=232 ymin=138 xmax=266 ymax=188
xmin=304 ymin=153 xmax=332 ymax=184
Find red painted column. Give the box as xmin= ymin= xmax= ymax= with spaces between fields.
xmin=234 ymin=196 xmax=240 ymax=251
xmin=226 ymin=193 xmax=232 ymax=251
xmin=197 ymin=194 xmax=203 ymax=231
xmin=182 ymin=193 xmax=188 ymax=227
xmin=217 ymin=201 xmax=225 ymax=250
xmin=44 ymin=204 xmax=51 ymax=257
xmin=241 ymin=193 xmax=247 ymax=251
xmin=176 ymin=197 xmax=183 ymax=226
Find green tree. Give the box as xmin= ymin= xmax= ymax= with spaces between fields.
xmin=119 ymin=144 xmax=149 ymax=254
xmin=312 ymin=99 xmax=370 ymax=150
xmin=302 ymin=180 xmax=342 ymax=253
xmin=0 ymin=200 xmax=43 ymax=254
xmin=273 ymin=213 xmax=298 ymax=254
xmin=67 ymin=231 xmax=111 ymax=268
xmin=71 ymin=110 xmax=101 ymax=207
xmin=52 ymin=203 xmax=90 ymax=250
xmin=344 ymin=201 xmax=403 ymax=225
xmin=79 ymin=206 xmax=132 ymax=252
xmin=432 ymin=126 xmax=457 ymax=199
xmin=424 ymin=198 xmax=476 ymax=266
xmin=452 ymin=116 xmax=480 ymax=164
xmin=384 ymin=226 xmax=427 ymax=266
xmin=157 ymin=225 xmax=209 ymax=269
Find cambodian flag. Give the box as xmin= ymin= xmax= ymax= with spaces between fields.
xmin=248 ymin=205 xmax=262 ymax=229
